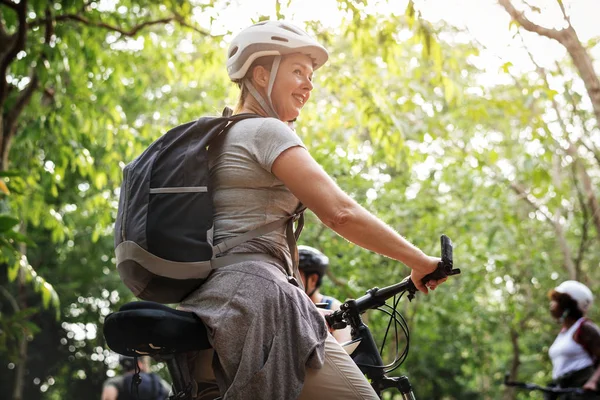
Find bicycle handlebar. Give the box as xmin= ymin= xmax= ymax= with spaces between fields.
xmin=504 ymin=374 xmax=597 ymax=395
xmin=325 ymin=235 xmax=460 ymax=329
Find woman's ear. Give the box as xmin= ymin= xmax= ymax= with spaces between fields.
xmin=251 ymin=65 xmax=270 ymax=88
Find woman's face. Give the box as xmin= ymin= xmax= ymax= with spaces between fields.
xmin=550 ymin=298 xmax=563 ymax=319
xmin=270 ymin=53 xmax=314 ymax=122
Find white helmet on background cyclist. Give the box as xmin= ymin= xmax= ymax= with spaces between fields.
xmin=554 ymin=280 xmax=593 ymax=313
xmin=226 ymin=21 xmax=328 ymax=120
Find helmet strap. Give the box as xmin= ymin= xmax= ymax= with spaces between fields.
xmin=243 ymin=55 xmax=282 ymax=120
xmin=306 ymin=286 xmax=317 ymax=297
xmin=266 ymin=55 xmax=281 ymax=110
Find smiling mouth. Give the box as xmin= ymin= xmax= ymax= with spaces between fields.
xmin=293 ymin=94 xmax=305 ymax=105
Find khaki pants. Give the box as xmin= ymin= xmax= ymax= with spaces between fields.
xmin=192 ymin=334 xmax=379 ymax=399
xmin=299 ymin=334 xmax=379 ymax=399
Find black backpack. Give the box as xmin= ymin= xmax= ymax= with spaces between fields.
xmin=120 ymin=372 xmax=168 ymax=400
xmin=114 ymin=108 xmax=305 ymax=304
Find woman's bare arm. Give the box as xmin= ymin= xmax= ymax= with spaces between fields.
xmin=272 ymin=146 xmax=442 ymax=293
xmin=579 ymin=322 xmax=600 ymax=390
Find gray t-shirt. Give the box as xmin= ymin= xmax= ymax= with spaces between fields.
xmin=208 ymin=117 xmax=305 ymax=269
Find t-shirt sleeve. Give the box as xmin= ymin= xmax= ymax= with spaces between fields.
xmin=247 ymin=118 xmax=306 ymax=172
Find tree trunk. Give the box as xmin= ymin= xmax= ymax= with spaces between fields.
xmin=12 ymin=334 xmax=27 ymax=400
xmin=502 ymin=328 xmax=520 ymax=400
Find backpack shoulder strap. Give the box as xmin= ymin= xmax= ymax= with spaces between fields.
xmin=574 ymin=318 xmax=599 ymax=360
xmin=195 ymin=109 xmax=262 ymax=149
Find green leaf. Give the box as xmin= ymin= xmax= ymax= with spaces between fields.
xmin=41 ymin=284 xmax=51 ymax=309
xmin=0 ymin=215 xmax=20 ymax=233
xmin=8 ymin=260 xmax=19 ymax=282
xmin=0 ymin=170 xmax=23 ymax=177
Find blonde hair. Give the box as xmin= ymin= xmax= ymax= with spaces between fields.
xmin=233 ymin=56 xmax=275 ymax=114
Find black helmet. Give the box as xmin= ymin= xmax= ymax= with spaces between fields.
xmin=298 ymin=245 xmax=329 ymax=276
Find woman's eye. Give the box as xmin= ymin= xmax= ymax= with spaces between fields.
xmin=294 ymin=69 xmax=302 ymax=75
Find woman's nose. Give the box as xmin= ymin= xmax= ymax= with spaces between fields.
xmin=304 ymin=77 xmax=313 ymax=91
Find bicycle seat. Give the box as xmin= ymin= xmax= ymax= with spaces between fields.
xmin=103 ymin=301 xmax=211 ymax=357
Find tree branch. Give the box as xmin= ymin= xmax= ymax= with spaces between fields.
xmin=0 ymin=0 xmax=27 ymax=105
xmin=500 ymin=0 xmax=600 ymax=127
xmin=1 ymin=5 xmax=49 ymax=170
xmin=31 ymin=13 xmax=210 ymax=37
xmin=509 ymin=182 xmax=553 ymax=221
xmin=0 ymin=284 xmax=19 ymax=313
xmin=571 ymin=163 xmax=589 ymax=276
xmin=0 ymin=0 xmax=18 ymax=11
xmin=325 ymin=268 xmax=348 ymax=288
xmin=498 ymin=0 xmax=565 ymax=41
xmin=556 ymin=0 xmax=571 ymax=26
xmin=509 ymin=181 xmax=577 ymax=278
xmin=555 ymin=62 xmax=600 ymax=164
xmin=518 ymin=39 xmax=600 ymax=249
xmin=5 ymin=73 xmax=38 ymax=132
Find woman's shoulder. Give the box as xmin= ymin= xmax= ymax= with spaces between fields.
xmin=575 ymin=319 xmax=600 ymax=346
xmin=581 ymin=319 xmax=600 ymax=334
xmin=229 ymin=117 xmax=300 ymax=145
xmin=229 ymin=117 xmax=291 ymax=133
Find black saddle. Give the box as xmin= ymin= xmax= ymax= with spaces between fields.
xmin=103 ymin=301 xmax=211 ymax=357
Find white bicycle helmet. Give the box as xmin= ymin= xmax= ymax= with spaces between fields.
xmin=554 ymin=280 xmax=593 ymax=313
xmin=227 ymin=20 xmax=328 ymax=81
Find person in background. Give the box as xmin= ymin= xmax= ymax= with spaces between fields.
xmin=298 ymin=245 xmax=352 ymax=343
xmin=547 ymin=280 xmax=600 ymax=399
xmin=101 ymin=355 xmax=170 ymax=400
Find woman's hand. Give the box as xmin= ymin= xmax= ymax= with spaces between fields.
xmin=409 ymin=255 xmax=447 ymax=294
xmin=315 ymin=307 xmax=336 ymax=333
xmin=583 ymin=378 xmax=598 ymax=391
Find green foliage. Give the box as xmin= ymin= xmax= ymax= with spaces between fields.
xmin=0 ymin=0 xmax=599 ymax=399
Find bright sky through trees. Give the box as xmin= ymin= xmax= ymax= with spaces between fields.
xmin=201 ymin=0 xmax=599 ymax=81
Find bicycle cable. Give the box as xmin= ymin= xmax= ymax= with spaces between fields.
xmin=353 ymin=291 xmax=411 ymax=372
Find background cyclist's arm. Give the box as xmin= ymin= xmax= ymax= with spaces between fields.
xmin=579 ymin=322 xmax=600 ymax=391
xmin=272 ymin=146 xmax=442 ymax=293
xmin=100 ymin=384 xmax=117 ymax=400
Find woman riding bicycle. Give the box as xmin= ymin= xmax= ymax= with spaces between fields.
xmin=547 ymin=280 xmax=600 ymax=399
xmin=178 ymin=20 xmax=445 ymax=399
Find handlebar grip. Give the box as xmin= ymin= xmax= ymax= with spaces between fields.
xmin=407 ymin=234 xmax=459 ymax=291
xmin=421 ymin=265 xmax=449 ymax=282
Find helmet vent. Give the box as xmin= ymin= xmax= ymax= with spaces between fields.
xmin=229 ymin=46 xmax=239 ymax=58
xmin=271 ymin=36 xmax=289 ymax=43
xmin=280 ymin=25 xmax=303 ymax=36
